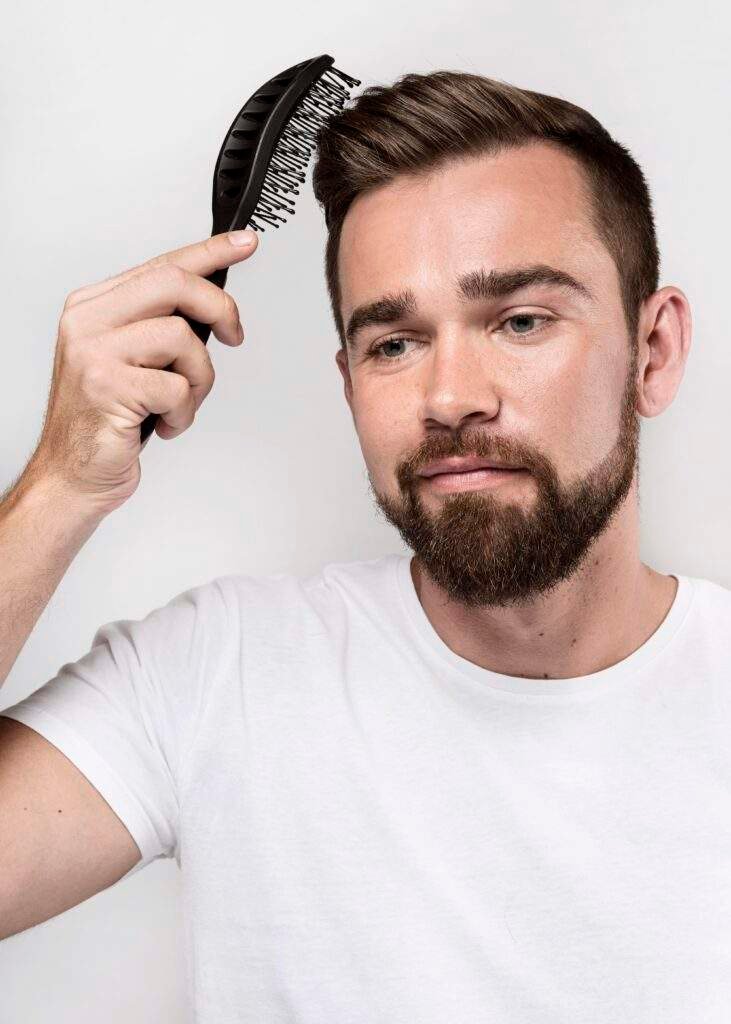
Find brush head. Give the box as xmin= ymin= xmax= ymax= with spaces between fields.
xmin=210 ymin=55 xmax=361 ymax=236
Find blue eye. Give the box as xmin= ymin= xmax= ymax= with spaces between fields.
xmin=366 ymin=313 xmax=553 ymax=362
xmin=368 ymin=337 xmax=419 ymax=362
xmin=506 ymin=313 xmax=548 ymax=335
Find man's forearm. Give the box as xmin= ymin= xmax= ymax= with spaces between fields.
xmin=0 ymin=471 xmax=105 ymax=688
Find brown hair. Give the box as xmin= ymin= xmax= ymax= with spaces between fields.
xmin=311 ymin=70 xmax=659 ymax=352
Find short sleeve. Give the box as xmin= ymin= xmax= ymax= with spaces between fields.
xmin=0 ymin=575 xmax=235 ymax=878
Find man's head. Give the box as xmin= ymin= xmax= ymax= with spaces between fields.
xmin=311 ymin=71 xmax=689 ymax=608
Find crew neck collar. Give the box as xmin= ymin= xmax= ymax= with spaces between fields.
xmin=393 ymin=553 xmax=696 ymax=697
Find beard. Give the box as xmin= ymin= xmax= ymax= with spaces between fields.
xmin=368 ymin=344 xmax=641 ymax=609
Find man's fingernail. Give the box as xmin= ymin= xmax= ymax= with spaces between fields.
xmin=229 ymin=229 xmax=256 ymax=247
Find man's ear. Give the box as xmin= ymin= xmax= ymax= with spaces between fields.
xmin=335 ymin=347 xmax=354 ymax=413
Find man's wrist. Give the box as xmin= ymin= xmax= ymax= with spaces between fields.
xmin=2 ymin=465 xmax=108 ymax=530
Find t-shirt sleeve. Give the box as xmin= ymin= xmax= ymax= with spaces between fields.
xmin=0 ymin=574 xmax=235 ymax=880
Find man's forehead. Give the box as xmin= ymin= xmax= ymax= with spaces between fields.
xmin=338 ymin=144 xmax=599 ymax=320
xmin=341 ymin=142 xmax=591 ymax=242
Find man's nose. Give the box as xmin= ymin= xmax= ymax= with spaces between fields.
xmin=418 ymin=330 xmax=503 ymax=431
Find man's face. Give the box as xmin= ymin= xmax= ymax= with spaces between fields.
xmin=335 ymin=142 xmax=642 ymax=608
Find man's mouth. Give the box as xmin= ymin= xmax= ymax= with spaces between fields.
xmin=419 ymin=457 xmax=524 ymax=477
xmin=422 ymin=466 xmax=526 ymax=491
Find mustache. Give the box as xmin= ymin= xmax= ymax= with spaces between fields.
xmin=406 ymin=434 xmax=531 ymax=476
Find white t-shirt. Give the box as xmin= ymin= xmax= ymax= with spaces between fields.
xmin=3 ymin=553 xmax=731 ymax=1023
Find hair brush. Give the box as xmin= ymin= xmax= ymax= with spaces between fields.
xmin=139 ymin=54 xmax=360 ymax=445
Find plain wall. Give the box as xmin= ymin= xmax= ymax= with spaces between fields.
xmin=0 ymin=0 xmax=729 ymax=1018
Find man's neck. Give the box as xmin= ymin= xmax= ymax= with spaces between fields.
xmin=410 ymin=554 xmax=678 ymax=682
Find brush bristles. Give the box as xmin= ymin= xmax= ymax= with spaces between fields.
xmin=248 ymin=67 xmax=360 ymax=231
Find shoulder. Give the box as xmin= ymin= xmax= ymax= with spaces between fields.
xmin=211 ymin=553 xmax=403 ymax=632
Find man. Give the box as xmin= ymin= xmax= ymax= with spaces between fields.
xmin=1 ymin=69 xmax=729 ymax=1022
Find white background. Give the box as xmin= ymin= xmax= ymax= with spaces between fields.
xmin=0 ymin=0 xmax=728 ymax=1018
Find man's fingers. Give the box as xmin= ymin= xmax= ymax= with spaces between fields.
xmin=63 ymin=264 xmax=245 ymax=347
xmin=65 ymin=230 xmax=259 ymax=308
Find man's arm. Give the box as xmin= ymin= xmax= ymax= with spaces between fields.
xmin=0 ymin=230 xmax=255 ymax=940
xmin=0 ymin=715 xmax=141 ymax=941
xmin=0 ymin=470 xmax=105 ymax=689
xmin=0 ymin=471 xmax=141 ymax=942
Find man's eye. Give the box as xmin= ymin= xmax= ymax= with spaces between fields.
xmin=500 ymin=313 xmax=553 ymax=337
xmin=366 ymin=337 xmax=420 ymax=362
xmin=365 ymin=313 xmax=554 ymax=362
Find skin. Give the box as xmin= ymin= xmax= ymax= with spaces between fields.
xmin=334 ymin=141 xmax=692 ymax=680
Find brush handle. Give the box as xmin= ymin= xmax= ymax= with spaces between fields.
xmin=139 ymin=265 xmax=229 ymax=445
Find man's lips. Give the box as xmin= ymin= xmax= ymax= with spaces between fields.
xmin=419 ymin=457 xmax=524 ymax=477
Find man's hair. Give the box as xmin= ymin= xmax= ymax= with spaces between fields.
xmin=311 ymin=70 xmax=659 ymax=353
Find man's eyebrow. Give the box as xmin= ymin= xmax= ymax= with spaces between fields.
xmin=344 ymin=264 xmax=595 ymax=350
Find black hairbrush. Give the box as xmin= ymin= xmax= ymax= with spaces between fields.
xmin=139 ymin=54 xmax=360 ymax=445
